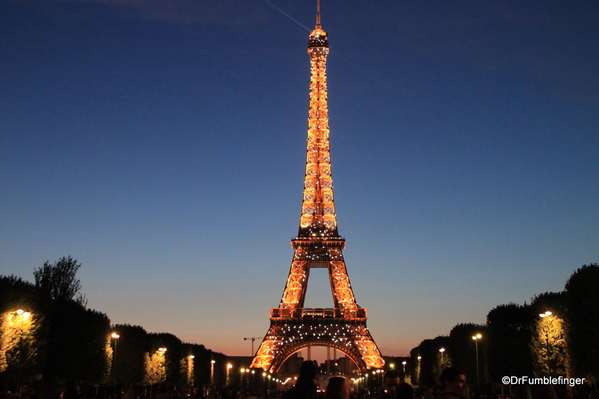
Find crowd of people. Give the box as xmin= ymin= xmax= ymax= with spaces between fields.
xmin=281 ymin=361 xmax=468 ymax=399
xmin=281 ymin=361 xmax=516 ymax=399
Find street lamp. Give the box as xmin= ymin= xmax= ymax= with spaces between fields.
xmin=188 ymin=355 xmax=195 ymax=385
xmin=111 ymin=333 xmax=120 ymax=397
xmin=226 ymin=363 xmax=233 ymax=386
xmin=402 ymin=361 xmax=407 ymax=373
xmin=539 ymin=311 xmax=553 ymax=373
xmin=439 ymin=348 xmax=446 ymax=369
xmin=210 ymin=360 xmax=216 ymax=385
xmin=472 ymin=334 xmax=482 ymax=391
xmin=13 ymin=309 xmax=31 ymax=392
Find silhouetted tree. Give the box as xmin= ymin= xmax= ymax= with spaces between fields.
xmin=416 ymin=336 xmax=450 ymax=387
xmin=448 ymin=323 xmax=487 ymax=390
xmin=113 ymin=324 xmax=149 ymax=390
xmin=188 ymin=344 xmax=215 ymax=388
xmin=564 ymin=264 xmax=599 ymax=383
xmin=486 ymin=302 xmax=535 ymax=398
xmin=34 ymin=256 xmax=86 ymax=305
xmin=40 ymin=298 xmax=110 ymax=397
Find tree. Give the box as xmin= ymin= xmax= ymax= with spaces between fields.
xmin=564 ymin=264 xmax=599 ymax=383
xmin=112 ymin=324 xmax=150 ymax=389
xmin=530 ymin=292 xmax=567 ymax=376
xmin=486 ymin=303 xmax=535 ymax=398
xmin=33 ymin=256 xmax=86 ymax=305
xmin=448 ymin=323 xmax=487 ymax=391
xmin=0 ymin=276 xmax=43 ymax=386
xmin=148 ymin=332 xmax=183 ymax=386
xmin=415 ymin=336 xmax=450 ymax=387
xmin=530 ymin=292 xmax=567 ymax=399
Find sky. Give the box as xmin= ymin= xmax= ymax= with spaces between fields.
xmin=1 ymin=0 xmax=598 ymax=361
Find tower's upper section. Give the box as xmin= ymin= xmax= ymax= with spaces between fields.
xmin=298 ymin=0 xmax=338 ymax=238
xmin=307 ymin=0 xmax=329 ymax=52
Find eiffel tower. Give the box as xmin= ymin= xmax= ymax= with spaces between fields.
xmin=250 ymin=1 xmax=384 ymax=373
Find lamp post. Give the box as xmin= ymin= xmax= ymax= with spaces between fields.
xmin=262 ymin=372 xmax=267 ymax=391
xmin=14 ymin=309 xmax=31 ymax=392
xmin=226 ymin=363 xmax=232 ymax=386
xmin=210 ymin=360 xmax=216 ymax=386
xmin=402 ymin=361 xmax=406 ymax=373
xmin=439 ymin=347 xmax=445 ymax=367
xmin=539 ymin=311 xmax=552 ymax=373
xmin=188 ymin=355 xmax=195 ymax=386
xmin=472 ymin=334 xmax=482 ymax=391
xmin=417 ymin=356 xmax=421 ymax=386
xmin=158 ymin=348 xmax=167 ymax=387
xmin=111 ymin=332 xmax=120 ymax=397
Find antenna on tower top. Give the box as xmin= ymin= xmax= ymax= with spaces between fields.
xmin=316 ymin=0 xmax=321 ymax=27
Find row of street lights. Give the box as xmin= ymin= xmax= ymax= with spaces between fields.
xmin=389 ymin=335 xmax=482 ymax=390
xmin=436 ymin=334 xmax=483 ymax=389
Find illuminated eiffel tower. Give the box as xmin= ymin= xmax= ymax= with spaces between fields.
xmin=250 ymin=1 xmax=384 ymax=373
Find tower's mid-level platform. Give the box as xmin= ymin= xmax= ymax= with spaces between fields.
xmin=270 ymin=307 xmax=367 ymax=323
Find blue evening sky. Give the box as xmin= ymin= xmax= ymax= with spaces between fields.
xmin=1 ymin=0 xmax=598 ymax=358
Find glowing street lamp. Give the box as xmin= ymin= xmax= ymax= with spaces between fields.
xmin=539 ymin=311 xmax=554 ymax=373
xmin=210 ymin=360 xmax=216 ymax=385
xmin=111 ymin=333 xmax=120 ymax=397
xmin=438 ymin=347 xmax=446 ymax=368
xmin=13 ymin=309 xmax=32 ymax=389
xmin=472 ymin=334 xmax=482 ymax=390
xmin=187 ymin=355 xmax=195 ymax=385
xmin=402 ymin=361 xmax=407 ymax=373
xmin=226 ymin=363 xmax=233 ymax=385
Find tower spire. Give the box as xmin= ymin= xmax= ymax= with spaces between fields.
xmin=304 ymin=0 xmax=332 ymax=236
xmin=316 ymin=0 xmax=321 ymax=28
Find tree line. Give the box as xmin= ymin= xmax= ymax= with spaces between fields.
xmin=0 ymin=256 xmax=228 ymax=399
xmin=3 ymin=257 xmax=598 ymax=399
xmin=392 ymin=263 xmax=599 ymax=399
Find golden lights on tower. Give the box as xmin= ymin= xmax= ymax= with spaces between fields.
xmin=250 ymin=1 xmax=384 ymax=372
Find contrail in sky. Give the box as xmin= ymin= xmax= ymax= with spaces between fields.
xmin=260 ymin=0 xmax=311 ymax=32
xmin=259 ymin=0 xmax=390 ymax=91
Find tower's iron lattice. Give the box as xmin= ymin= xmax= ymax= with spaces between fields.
xmin=250 ymin=2 xmax=384 ymax=373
